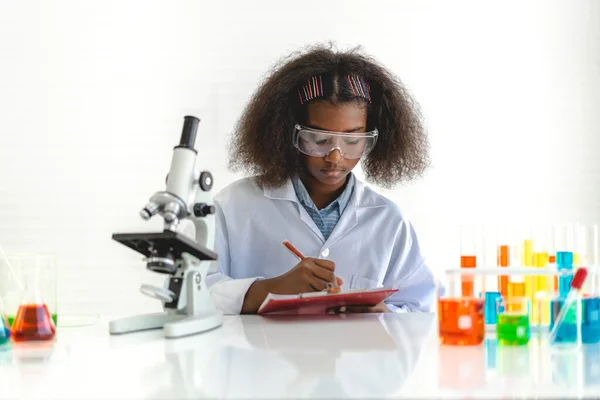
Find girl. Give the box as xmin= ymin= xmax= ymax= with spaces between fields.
xmin=206 ymin=44 xmax=436 ymax=314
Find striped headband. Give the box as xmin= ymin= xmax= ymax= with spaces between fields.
xmin=297 ymin=74 xmax=372 ymax=104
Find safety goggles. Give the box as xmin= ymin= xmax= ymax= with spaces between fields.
xmin=292 ymin=124 xmax=378 ymax=160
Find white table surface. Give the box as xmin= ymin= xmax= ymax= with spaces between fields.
xmin=1 ymin=313 xmax=599 ymax=399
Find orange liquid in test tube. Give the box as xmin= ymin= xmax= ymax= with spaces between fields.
xmin=461 ymin=255 xmax=476 ymax=297
xmin=497 ymin=245 xmax=510 ymax=297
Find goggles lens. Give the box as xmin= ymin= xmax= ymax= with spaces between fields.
xmin=293 ymin=124 xmax=378 ymax=159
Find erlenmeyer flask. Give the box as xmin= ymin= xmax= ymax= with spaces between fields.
xmin=11 ymin=259 xmax=56 ymax=342
xmin=0 ymin=298 xmax=10 ymax=344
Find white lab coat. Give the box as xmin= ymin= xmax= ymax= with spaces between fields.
xmin=206 ymin=176 xmax=436 ymax=314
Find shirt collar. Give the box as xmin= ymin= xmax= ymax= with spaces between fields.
xmin=291 ymin=173 xmax=355 ymax=214
xmin=262 ymin=173 xmax=385 ymax=210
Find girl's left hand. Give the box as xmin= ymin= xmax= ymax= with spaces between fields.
xmin=328 ymin=302 xmax=390 ymax=314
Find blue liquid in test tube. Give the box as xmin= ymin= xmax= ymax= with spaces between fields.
xmin=485 ymin=292 xmax=502 ymax=325
xmin=557 ymin=251 xmax=574 ymax=298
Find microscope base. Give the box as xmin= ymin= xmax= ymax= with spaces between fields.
xmin=164 ymin=312 xmax=223 ymax=338
xmin=109 ymin=311 xmax=223 ymax=338
xmin=109 ymin=312 xmax=184 ymax=335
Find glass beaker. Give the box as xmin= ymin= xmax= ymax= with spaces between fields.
xmin=497 ymin=296 xmax=530 ymax=345
xmin=550 ymin=293 xmax=600 ymax=345
xmin=549 ymin=293 xmax=582 ymax=350
xmin=0 ymin=253 xmax=58 ymax=327
xmin=438 ymin=271 xmax=484 ymax=346
xmin=11 ymin=257 xmax=56 ymax=342
xmin=582 ymin=296 xmax=600 ymax=344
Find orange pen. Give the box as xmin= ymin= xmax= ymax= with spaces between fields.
xmin=282 ymin=240 xmax=339 ymax=291
xmin=282 ymin=240 xmax=305 ymax=261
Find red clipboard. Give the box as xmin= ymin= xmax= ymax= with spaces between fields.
xmin=257 ymin=288 xmax=398 ymax=315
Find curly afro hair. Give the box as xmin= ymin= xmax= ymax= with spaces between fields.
xmin=228 ymin=43 xmax=430 ymax=189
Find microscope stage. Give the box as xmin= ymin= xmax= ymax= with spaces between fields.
xmin=112 ymin=230 xmax=217 ymax=261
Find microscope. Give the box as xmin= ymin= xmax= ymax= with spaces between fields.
xmin=108 ymin=115 xmax=223 ymax=339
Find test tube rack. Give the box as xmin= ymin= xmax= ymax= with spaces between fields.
xmin=439 ymin=265 xmax=600 ymax=334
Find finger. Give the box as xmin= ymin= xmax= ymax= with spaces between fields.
xmin=336 ymin=276 xmax=344 ymax=286
xmin=311 ymin=264 xmax=335 ymax=283
xmin=312 ymin=259 xmax=335 ymax=270
xmin=307 ymin=275 xmax=331 ymax=291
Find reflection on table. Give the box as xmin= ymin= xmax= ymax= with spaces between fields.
xmin=147 ymin=313 xmax=435 ymax=399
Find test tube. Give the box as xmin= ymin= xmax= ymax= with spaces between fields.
xmin=523 ymin=226 xmax=534 ymax=267
xmin=521 ymin=226 xmax=535 ymax=311
xmin=555 ymin=224 xmax=575 ymax=252
xmin=548 ymin=225 xmax=557 ymax=264
xmin=573 ymin=225 xmax=582 ymax=267
xmin=530 ymin=226 xmax=551 ymax=328
xmin=548 ymin=225 xmax=558 ymax=290
xmin=576 ymin=224 xmax=591 ymax=292
xmin=556 ymin=224 xmax=575 ymax=298
xmin=496 ymin=225 xmax=511 ymax=299
xmin=460 ymin=224 xmax=478 ymax=297
xmin=507 ymin=240 xmax=526 ymax=301
xmin=483 ymin=225 xmax=501 ymax=325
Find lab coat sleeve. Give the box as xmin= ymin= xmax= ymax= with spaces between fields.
xmin=382 ymin=221 xmax=436 ymax=313
xmin=206 ymin=199 xmax=262 ymax=315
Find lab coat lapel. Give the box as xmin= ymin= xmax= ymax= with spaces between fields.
xmin=323 ymin=181 xmax=362 ymax=247
xmin=324 ymin=179 xmax=387 ymax=247
xmin=263 ymin=179 xmax=325 ymax=242
xmin=297 ymin=206 xmax=326 ymax=242
xmin=324 ymin=196 xmax=358 ymax=248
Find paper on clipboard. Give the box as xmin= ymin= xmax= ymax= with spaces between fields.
xmin=257 ymin=287 xmax=398 ymax=315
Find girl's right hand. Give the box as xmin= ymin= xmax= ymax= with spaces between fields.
xmin=270 ymin=258 xmax=343 ymax=294
xmin=241 ymin=258 xmax=344 ymax=314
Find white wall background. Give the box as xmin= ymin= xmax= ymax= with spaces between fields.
xmin=1 ymin=0 xmax=599 ymax=316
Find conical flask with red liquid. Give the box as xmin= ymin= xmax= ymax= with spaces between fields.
xmin=11 ymin=261 xmax=56 ymax=342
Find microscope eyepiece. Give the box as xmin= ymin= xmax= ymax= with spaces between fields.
xmin=179 ymin=116 xmax=200 ymax=150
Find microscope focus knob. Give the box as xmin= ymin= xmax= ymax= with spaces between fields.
xmin=193 ymin=203 xmax=215 ymax=217
xmin=199 ymin=171 xmax=213 ymax=191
